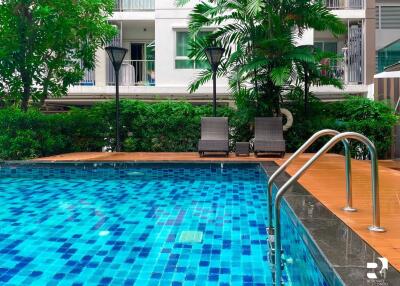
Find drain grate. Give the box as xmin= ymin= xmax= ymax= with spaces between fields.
xmin=127 ymin=172 xmax=145 ymax=176
xmin=178 ymin=231 xmax=203 ymax=243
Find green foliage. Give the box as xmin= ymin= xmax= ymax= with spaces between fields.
xmin=90 ymin=100 xmax=235 ymax=152
xmin=0 ymin=0 xmax=116 ymax=111
xmin=327 ymin=97 xmax=399 ymax=158
xmin=284 ymin=99 xmax=337 ymax=152
xmin=0 ymin=98 xmax=396 ymax=160
xmin=179 ymin=0 xmax=346 ymax=115
xmin=283 ymin=96 xmax=399 ymax=158
xmin=0 ymin=108 xmax=104 ymax=160
xmin=0 ymin=101 xmax=235 ymax=160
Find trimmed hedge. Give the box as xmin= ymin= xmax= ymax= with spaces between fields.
xmin=0 ymin=97 xmax=397 ymax=160
xmin=285 ymin=97 xmax=398 ymax=158
xmin=91 ymin=100 xmax=234 ymax=152
xmin=0 ymin=108 xmax=105 ymax=159
xmin=0 ymin=101 xmax=234 ymax=160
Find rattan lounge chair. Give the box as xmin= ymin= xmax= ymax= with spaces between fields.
xmin=198 ymin=117 xmax=229 ymax=157
xmin=253 ymin=117 xmax=285 ymax=157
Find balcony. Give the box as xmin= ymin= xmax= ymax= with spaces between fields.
xmin=325 ymin=0 xmax=364 ymax=10
xmin=115 ymin=0 xmax=155 ymax=11
xmin=79 ymin=70 xmax=96 ymax=86
xmin=107 ymin=60 xmax=155 ymax=86
xmin=324 ymin=63 xmax=345 ymax=81
xmin=78 ymin=59 xmax=95 ymax=86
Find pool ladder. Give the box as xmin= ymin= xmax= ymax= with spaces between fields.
xmin=266 ymin=131 xmax=386 ymax=286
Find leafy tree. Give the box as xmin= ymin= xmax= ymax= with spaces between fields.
xmin=178 ymin=0 xmax=346 ymax=116
xmin=0 ymin=0 xmax=116 ymax=111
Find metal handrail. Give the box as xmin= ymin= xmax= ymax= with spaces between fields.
xmin=266 ymin=129 xmax=354 ymax=232
xmin=273 ymin=132 xmax=386 ymax=286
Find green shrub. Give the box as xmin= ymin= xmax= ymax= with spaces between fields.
xmin=0 ymin=108 xmax=105 ymax=160
xmin=0 ymin=109 xmax=62 ymax=160
xmin=284 ymin=99 xmax=337 ymax=153
xmin=0 ymin=101 xmax=236 ymax=159
xmin=57 ymin=108 xmax=106 ymax=152
xmin=283 ymin=96 xmax=398 ymax=158
xmin=91 ymin=100 xmax=235 ymax=152
xmin=327 ymin=97 xmax=398 ymax=158
xmin=0 ymin=97 xmax=396 ymax=160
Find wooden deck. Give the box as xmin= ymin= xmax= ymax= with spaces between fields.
xmin=275 ymin=154 xmax=400 ymax=271
xmin=33 ymin=152 xmax=281 ymax=162
xmin=35 ymin=152 xmax=400 ymax=271
xmin=379 ymin=159 xmax=400 ymax=171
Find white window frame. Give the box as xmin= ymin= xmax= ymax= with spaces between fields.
xmin=314 ymin=41 xmax=339 ymax=54
xmin=174 ymin=29 xmax=213 ymax=70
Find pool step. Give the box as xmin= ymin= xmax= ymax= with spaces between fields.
xmin=268 ymin=231 xmax=285 ymax=286
xmin=268 ymin=233 xmax=276 ymax=263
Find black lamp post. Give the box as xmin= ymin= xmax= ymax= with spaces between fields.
xmin=205 ymin=47 xmax=225 ymax=117
xmin=105 ymin=46 xmax=128 ymax=152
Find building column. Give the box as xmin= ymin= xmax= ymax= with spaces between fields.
xmin=95 ymin=48 xmax=107 ymax=87
xmin=364 ymin=0 xmax=376 ymax=85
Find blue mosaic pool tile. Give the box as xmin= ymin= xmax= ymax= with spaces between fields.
xmin=0 ymin=163 xmax=329 ymax=285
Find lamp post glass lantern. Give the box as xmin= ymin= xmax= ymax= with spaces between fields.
xmin=205 ymin=47 xmax=225 ymax=117
xmin=105 ymin=46 xmax=128 ymax=152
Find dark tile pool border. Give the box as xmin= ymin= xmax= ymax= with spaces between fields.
xmin=261 ymin=161 xmax=400 ymax=286
xmin=1 ymin=161 xmax=265 ymax=170
xmin=1 ymin=160 xmax=399 ymax=285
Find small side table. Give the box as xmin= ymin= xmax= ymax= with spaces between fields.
xmin=236 ymin=142 xmax=250 ymax=156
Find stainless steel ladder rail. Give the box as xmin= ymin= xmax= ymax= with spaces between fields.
xmin=266 ymin=129 xmax=354 ymax=233
xmin=273 ymin=132 xmax=386 ymax=286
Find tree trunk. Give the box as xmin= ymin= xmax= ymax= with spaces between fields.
xmin=20 ymin=83 xmax=30 ymax=112
xmin=16 ymin=3 xmax=33 ymax=112
xmin=20 ymin=70 xmax=31 ymax=112
xmin=40 ymin=70 xmax=53 ymax=108
xmin=273 ymin=93 xmax=281 ymax=117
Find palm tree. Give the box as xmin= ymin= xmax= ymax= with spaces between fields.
xmin=177 ymin=0 xmax=346 ymax=116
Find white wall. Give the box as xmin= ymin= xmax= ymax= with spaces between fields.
xmin=294 ymin=29 xmax=315 ymax=46
xmin=156 ymin=0 xmax=197 ymax=9
xmin=154 ymin=0 xmax=228 ymax=90
xmin=376 ymin=1 xmax=400 ymax=49
xmin=72 ymin=0 xmax=371 ymax=96
xmin=121 ymin=21 xmax=155 ymax=61
xmin=376 ymin=29 xmax=400 ymax=50
xmin=329 ymin=9 xmax=365 ymax=19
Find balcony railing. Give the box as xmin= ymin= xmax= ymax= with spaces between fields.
xmin=79 ymin=69 xmax=95 ymax=86
xmin=325 ymin=64 xmax=345 ymax=81
xmin=115 ymin=0 xmax=155 ymax=11
xmin=325 ymin=0 xmax=364 ymax=10
xmin=320 ymin=60 xmax=363 ymax=85
xmin=107 ymin=60 xmax=155 ymax=86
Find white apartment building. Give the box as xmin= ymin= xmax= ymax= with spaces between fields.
xmin=48 ymin=0 xmax=397 ymax=107
xmin=376 ymin=0 xmax=400 ymax=72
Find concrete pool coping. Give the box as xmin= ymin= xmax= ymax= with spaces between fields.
xmin=261 ymin=162 xmax=400 ymax=286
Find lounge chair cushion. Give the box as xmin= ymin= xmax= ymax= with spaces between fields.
xmin=253 ymin=117 xmax=285 ymax=153
xmin=254 ymin=117 xmax=284 ymax=141
xmin=198 ymin=140 xmax=229 ymax=152
xmin=198 ymin=117 xmax=229 ymax=154
xmin=254 ymin=140 xmax=286 ymax=153
xmin=201 ymin=117 xmax=229 ymax=140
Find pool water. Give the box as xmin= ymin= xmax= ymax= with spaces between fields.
xmin=0 ymin=164 xmax=329 ymax=286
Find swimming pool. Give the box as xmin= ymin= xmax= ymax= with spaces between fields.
xmin=0 ymin=163 xmax=332 ymax=285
